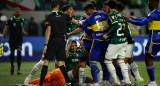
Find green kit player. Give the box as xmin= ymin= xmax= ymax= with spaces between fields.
xmin=102 ymin=0 xmax=131 ymax=85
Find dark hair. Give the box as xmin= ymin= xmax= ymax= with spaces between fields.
xmin=13 ymin=7 xmax=21 ymax=11
xmin=117 ymin=2 xmax=124 ymax=11
xmin=51 ymin=0 xmax=59 ymax=9
xmin=130 ymin=11 xmax=134 ymax=16
xmin=106 ymin=0 xmax=117 ymax=9
xmin=72 ymin=40 xmax=77 ymax=44
xmin=84 ymin=4 xmax=95 ymax=11
xmin=62 ymin=4 xmax=72 ymax=12
xmin=156 ymin=0 xmax=159 ymax=3
xmin=86 ymin=0 xmax=97 ymax=8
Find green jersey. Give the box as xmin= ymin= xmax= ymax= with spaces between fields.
xmin=121 ymin=13 xmax=135 ymax=44
xmin=65 ymin=48 xmax=83 ymax=72
xmin=107 ymin=11 xmax=126 ymax=44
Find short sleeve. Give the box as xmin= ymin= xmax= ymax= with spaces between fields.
xmin=6 ymin=19 xmax=11 ymax=26
xmin=146 ymin=12 xmax=156 ymax=22
xmin=109 ymin=14 xmax=118 ymax=24
xmin=45 ymin=15 xmax=51 ymax=26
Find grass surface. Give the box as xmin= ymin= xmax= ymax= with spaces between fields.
xmin=0 ymin=61 xmax=160 ymax=85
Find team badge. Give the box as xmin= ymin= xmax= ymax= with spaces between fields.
xmin=13 ymin=23 xmax=16 ymax=26
xmin=112 ymin=16 xmax=115 ymax=19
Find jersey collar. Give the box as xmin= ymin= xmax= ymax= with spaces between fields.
xmin=13 ymin=16 xmax=21 ymax=20
xmin=52 ymin=10 xmax=59 ymax=15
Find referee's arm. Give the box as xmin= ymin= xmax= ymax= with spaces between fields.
xmin=43 ymin=26 xmax=51 ymax=54
xmin=2 ymin=25 xmax=9 ymax=43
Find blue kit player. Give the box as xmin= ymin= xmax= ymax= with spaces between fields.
xmin=81 ymin=4 xmax=110 ymax=86
xmin=124 ymin=0 xmax=160 ymax=85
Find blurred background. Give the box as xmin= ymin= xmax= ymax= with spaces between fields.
xmin=0 ymin=0 xmax=160 ymax=61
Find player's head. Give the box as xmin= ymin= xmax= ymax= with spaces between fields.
xmin=86 ymin=0 xmax=97 ymax=10
xmin=13 ymin=7 xmax=21 ymax=17
xmin=103 ymin=0 xmax=117 ymax=14
xmin=148 ymin=0 xmax=159 ymax=10
xmin=70 ymin=40 xmax=78 ymax=52
xmin=116 ymin=2 xmax=124 ymax=12
xmin=84 ymin=4 xmax=95 ymax=15
xmin=50 ymin=0 xmax=59 ymax=9
xmin=62 ymin=4 xmax=75 ymax=17
xmin=103 ymin=1 xmax=110 ymax=14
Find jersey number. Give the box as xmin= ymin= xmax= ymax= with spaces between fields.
xmin=96 ymin=21 xmax=104 ymax=31
xmin=117 ymin=23 xmax=124 ymax=36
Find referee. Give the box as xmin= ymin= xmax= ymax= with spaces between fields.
xmin=2 ymin=7 xmax=27 ymax=75
xmin=39 ymin=0 xmax=81 ymax=85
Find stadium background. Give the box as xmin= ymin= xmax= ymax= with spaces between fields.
xmin=0 ymin=0 xmax=160 ymax=85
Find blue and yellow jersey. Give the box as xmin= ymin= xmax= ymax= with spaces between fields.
xmin=81 ymin=12 xmax=109 ymax=40
xmin=129 ymin=8 xmax=160 ymax=44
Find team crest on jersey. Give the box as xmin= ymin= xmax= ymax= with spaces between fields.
xmin=13 ymin=23 xmax=16 ymax=26
xmin=112 ymin=16 xmax=115 ymax=19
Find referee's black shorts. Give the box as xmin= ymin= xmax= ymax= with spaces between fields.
xmin=44 ymin=37 xmax=66 ymax=61
xmin=9 ymin=39 xmax=22 ymax=50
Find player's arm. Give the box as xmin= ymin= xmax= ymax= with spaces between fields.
xmin=43 ymin=26 xmax=51 ymax=54
xmin=66 ymin=39 xmax=73 ymax=58
xmin=2 ymin=25 xmax=9 ymax=43
xmin=22 ymin=28 xmax=28 ymax=36
xmin=107 ymin=15 xmax=120 ymax=36
xmin=128 ymin=13 xmax=155 ymax=26
xmin=70 ymin=19 xmax=81 ymax=27
xmin=78 ymin=39 xmax=88 ymax=55
xmin=67 ymin=28 xmax=82 ymax=37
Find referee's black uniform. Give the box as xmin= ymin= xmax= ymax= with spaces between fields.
xmin=44 ymin=11 xmax=72 ymax=61
xmin=6 ymin=16 xmax=24 ymax=75
xmin=7 ymin=16 xmax=24 ymax=49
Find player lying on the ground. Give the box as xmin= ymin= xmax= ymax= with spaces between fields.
xmin=28 ymin=39 xmax=93 ymax=86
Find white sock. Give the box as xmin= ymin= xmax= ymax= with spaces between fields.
xmin=127 ymin=63 xmax=133 ymax=82
xmin=28 ymin=60 xmax=44 ymax=78
xmin=104 ymin=60 xmax=118 ymax=83
xmin=79 ymin=67 xmax=85 ymax=84
xmin=98 ymin=71 xmax=103 ymax=83
xmin=130 ymin=62 xmax=141 ymax=80
xmin=118 ymin=60 xmax=131 ymax=83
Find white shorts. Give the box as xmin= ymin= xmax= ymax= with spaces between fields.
xmin=105 ymin=42 xmax=127 ymax=60
xmin=125 ymin=44 xmax=134 ymax=58
xmin=67 ymin=70 xmax=75 ymax=81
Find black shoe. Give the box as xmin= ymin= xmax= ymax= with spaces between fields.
xmin=17 ymin=70 xmax=21 ymax=75
xmin=10 ymin=66 xmax=14 ymax=75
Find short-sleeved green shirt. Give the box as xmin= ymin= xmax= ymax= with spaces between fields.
xmin=107 ymin=11 xmax=127 ymax=44
xmin=65 ymin=48 xmax=83 ymax=72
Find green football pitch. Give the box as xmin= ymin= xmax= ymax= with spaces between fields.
xmin=0 ymin=61 xmax=159 ymax=85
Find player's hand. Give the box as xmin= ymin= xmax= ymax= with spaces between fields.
xmin=83 ymin=14 xmax=89 ymax=18
xmin=123 ymin=17 xmax=129 ymax=22
xmin=24 ymin=32 xmax=28 ymax=36
xmin=129 ymin=16 xmax=134 ymax=20
xmin=102 ymin=34 xmax=108 ymax=40
xmin=43 ymin=46 xmax=47 ymax=55
xmin=2 ymin=38 xmax=5 ymax=44
xmin=66 ymin=33 xmax=70 ymax=39
xmin=68 ymin=39 xmax=73 ymax=46
xmin=78 ymin=39 xmax=82 ymax=44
